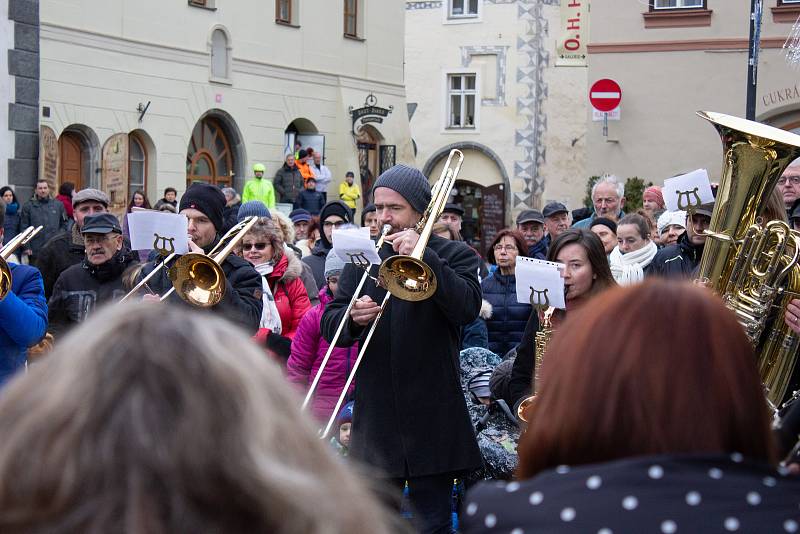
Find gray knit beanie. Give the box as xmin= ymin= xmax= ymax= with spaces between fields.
xmin=372 ymin=164 xmax=431 ymax=214
xmin=324 ymin=251 xmax=346 ymax=278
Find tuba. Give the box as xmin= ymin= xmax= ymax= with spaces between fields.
xmin=696 ymin=111 xmax=800 ymax=406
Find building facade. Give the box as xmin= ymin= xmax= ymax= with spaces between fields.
xmin=35 ymin=0 xmax=413 ymax=217
xmin=588 ymin=0 xmax=800 ymax=188
xmin=405 ymin=0 xmax=587 ymax=253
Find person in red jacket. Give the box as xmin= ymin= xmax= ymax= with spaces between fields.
xmin=240 ymin=221 xmax=311 ymax=339
xmin=287 ymin=252 xmax=357 ymax=423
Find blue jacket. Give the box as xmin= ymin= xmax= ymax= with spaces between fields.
xmin=0 ymin=264 xmax=47 ymax=385
xmin=528 ymin=238 xmax=547 ymax=260
xmin=480 ymin=271 xmax=532 ymax=356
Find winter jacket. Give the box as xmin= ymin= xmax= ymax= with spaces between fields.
xmin=322 ymin=235 xmax=484 ymax=478
xmin=300 ymin=262 xmax=320 ymax=306
xmin=296 ymin=160 xmax=315 ymax=182
xmin=20 ymin=197 xmax=69 ymax=257
xmin=55 ymin=194 xmax=74 ymax=219
xmin=266 ymin=250 xmax=312 ymax=338
xmin=288 ymin=287 xmax=358 ymax=422
xmin=338 ymin=182 xmax=361 ymax=210
xmin=222 ymin=201 xmax=241 ymax=235
xmin=153 ymin=198 xmax=177 ymax=211
xmin=481 ymin=271 xmax=532 ymax=356
xmin=293 ymin=189 xmax=326 ymax=216
xmin=48 ymin=249 xmax=139 ymax=337
xmin=0 ymin=263 xmax=47 ymax=386
xmin=274 ymin=163 xmax=304 ymax=203
xmin=3 ymin=202 xmax=20 ymax=245
xmin=303 ymin=239 xmax=330 ymax=290
xmin=648 ymin=232 xmax=704 ymax=279
xmin=463 ymin=454 xmax=800 ymax=534
xmin=137 ymin=238 xmax=263 ymax=333
xmin=241 ymin=178 xmax=276 ymax=208
xmin=461 ymin=299 xmax=492 ymax=350
xmin=35 ymin=225 xmax=87 ymax=298
xmin=311 ymin=163 xmax=332 ymax=193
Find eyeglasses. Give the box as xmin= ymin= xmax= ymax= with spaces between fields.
xmin=327 ymin=276 xmax=340 ymax=285
xmin=778 ymin=176 xmax=800 ymax=186
xmin=242 ymin=242 xmax=270 ymax=251
xmin=323 ymin=220 xmax=346 ymax=229
xmin=493 ymin=245 xmax=518 ymax=252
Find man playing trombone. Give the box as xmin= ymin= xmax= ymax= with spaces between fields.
xmin=137 ymin=183 xmax=262 ymax=333
xmin=321 ymin=164 xmax=482 ymax=534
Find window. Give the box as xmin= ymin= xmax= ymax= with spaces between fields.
xmin=276 ymin=0 xmax=291 ymax=23
xmin=344 ymin=0 xmax=358 ymax=37
xmin=779 ymin=0 xmax=800 ymax=4
xmin=129 ymin=135 xmax=146 ymax=198
xmin=450 ymin=0 xmax=479 ymax=17
xmin=651 ymin=0 xmax=704 ymax=8
xmin=210 ymin=28 xmax=230 ymax=81
xmin=447 ymin=74 xmax=477 ymax=129
xmin=186 ymin=118 xmax=233 ymax=187
xmin=188 ymin=0 xmax=215 ymax=8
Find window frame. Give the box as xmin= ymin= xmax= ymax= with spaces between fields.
xmin=443 ymin=0 xmax=482 ymax=25
xmin=649 ymin=0 xmax=706 ymax=10
xmin=344 ymin=0 xmax=358 ymax=38
xmin=449 ymin=0 xmax=479 ymax=18
xmin=276 ymin=0 xmax=292 ymax=24
xmin=188 ymin=0 xmax=216 ymax=10
xmin=444 ymin=71 xmax=479 ymax=132
xmin=779 ymin=0 xmax=800 ymax=4
xmin=208 ymin=26 xmax=232 ymax=85
xmin=128 ymin=134 xmax=147 ymax=199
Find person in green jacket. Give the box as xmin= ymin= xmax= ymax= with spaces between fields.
xmin=242 ymin=163 xmax=276 ymax=208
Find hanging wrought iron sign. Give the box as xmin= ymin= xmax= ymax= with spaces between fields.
xmin=350 ymin=93 xmax=393 ymax=135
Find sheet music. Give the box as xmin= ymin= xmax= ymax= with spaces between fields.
xmin=127 ymin=210 xmax=189 ymax=254
xmin=515 ymin=256 xmax=566 ymax=309
xmin=663 ymin=169 xmax=714 ymax=212
xmin=332 ymin=227 xmax=381 ymax=265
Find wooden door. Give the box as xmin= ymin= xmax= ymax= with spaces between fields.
xmin=59 ymin=133 xmax=83 ymax=189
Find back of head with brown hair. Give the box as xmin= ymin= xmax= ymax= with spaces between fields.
xmin=0 ymin=304 xmax=400 ymax=534
xmin=517 ymin=280 xmax=775 ymax=479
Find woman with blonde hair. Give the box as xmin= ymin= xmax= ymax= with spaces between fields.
xmin=0 ymin=304 xmax=402 ymax=534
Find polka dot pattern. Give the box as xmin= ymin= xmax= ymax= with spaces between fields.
xmin=746 ymin=491 xmax=761 ymax=506
xmin=649 ymin=465 xmax=664 ymax=479
xmin=785 ymin=519 xmax=799 ymax=533
xmin=661 ymin=520 xmax=677 ymax=533
xmin=622 ymin=496 xmax=638 ymax=510
xmin=724 ymin=517 xmax=740 ymax=531
xmin=586 ymin=475 xmax=602 ymax=490
xmin=686 ymin=491 xmax=702 ymax=506
xmin=484 ymin=514 xmax=497 ymax=528
xmin=466 ymin=502 xmax=477 ymax=516
xmin=510 ymin=529 xmax=524 ymax=534
xmin=528 ymin=491 xmax=543 ymax=506
xmin=708 ymin=467 xmax=724 ymax=480
xmin=763 ymin=476 xmax=777 ymax=487
xmin=560 ymin=507 xmax=576 ymax=522
xmin=556 ymin=464 xmax=570 ymax=474
xmin=598 ymin=529 xmax=613 ymax=534
xmin=505 ymin=481 xmax=520 ymax=493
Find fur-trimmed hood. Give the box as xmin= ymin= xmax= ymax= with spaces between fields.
xmin=268 ymin=248 xmax=304 ymax=285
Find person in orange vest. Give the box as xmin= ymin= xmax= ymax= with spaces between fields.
xmin=295 ymin=149 xmax=315 ymax=183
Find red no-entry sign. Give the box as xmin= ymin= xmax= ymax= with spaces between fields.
xmin=590 ymin=79 xmax=622 ymax=112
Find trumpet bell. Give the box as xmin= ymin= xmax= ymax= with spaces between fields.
xmin=0 ymin=259 xmax=11 ymax=301
xmin=168 ymin=253 xmax=226 ymax=307
xmin=378 ymin=256 xmax=437 ymax=301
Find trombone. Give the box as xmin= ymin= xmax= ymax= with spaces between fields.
xmin=120 ymin=216 xmax=259 ymax=306
xmin=302 ymin=223 xmax=392 ymax=411
xmin=320 ymin=150 xmax=464 ymax=437
xmin=0 ymin=226 xmax=43 ymax=300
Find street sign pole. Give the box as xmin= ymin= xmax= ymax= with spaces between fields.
xmin=603 ymin=113 xmax=608 ymax=137
xmin=746 ymin=0 xmax=763 ymax=121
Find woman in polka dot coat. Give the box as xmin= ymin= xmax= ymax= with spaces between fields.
xmin=462 ymin=281 xmax=800 ymax=533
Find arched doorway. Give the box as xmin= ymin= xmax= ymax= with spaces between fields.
xmin=356 ymin=125 xmax=395 ymax=206
xmin=58 ymin=125 xmax=100 ymax=190
xmin=186 ymin=116 xmax=235 ymax=187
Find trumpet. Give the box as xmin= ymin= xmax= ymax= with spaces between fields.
xmin=302 ymin=223 xmax=392 ymax=412
xmin=320 ymin=150 xmax=464 ymax=438
xmin=0 ymin=226 xmax=43 ymax=301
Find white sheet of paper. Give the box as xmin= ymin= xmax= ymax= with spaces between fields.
xmin=663 ymin=169 xmax=714 ymax=212
xmin=127 ymin=210 xmax=189 ymax=254
xmin=515 ymin=257 xmax=567 ymax=309
xmin=332 ymin=227 xmax=381 ymax=265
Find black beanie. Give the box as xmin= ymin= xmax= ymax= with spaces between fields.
xmin=361 ymin=203 xmax=376 ymax=226
xmin=319 ymin=200 xmax=354 ymax=248
xmin=372 ymin=164 xmax=431 ymax=214
xmin=179 ymin=183 xmax=226 ymax=232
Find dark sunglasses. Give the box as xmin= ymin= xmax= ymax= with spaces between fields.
xmin=242 ymin=242 xmax=269 ymax=251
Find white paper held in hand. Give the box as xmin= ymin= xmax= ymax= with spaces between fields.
xmin=127 ymin=210 xmax=189 ymax=254
xmin=332 ymin=226 xmax=382 ymax=266
xmin=663 ymin=169 xmax=714 ymax=212
xmin=515 ymin=257 xmax=567 ymax=310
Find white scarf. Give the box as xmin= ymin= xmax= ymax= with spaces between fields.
xmin=254 ymin=262 xmax=282 ymax=334
xmin=609 ymin=241 xmax=658 ymax=286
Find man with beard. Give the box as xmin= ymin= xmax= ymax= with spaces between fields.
xmin=322 ymin=164 xmax=482 ymax=534
xmin=48 ymin=213 xmax=138 ymax=336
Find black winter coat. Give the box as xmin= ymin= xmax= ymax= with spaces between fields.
xmin=321 ymin=236 xmax=484 ymax=478
xmin=302 ymin=239 xmax=329 ymax=290
xmin=273 ymin=164 xmax=304 ymax=203
xmin=649 ymin=232 xmax=705 ymax=279
xmin=35 ymin=226 xmax=86 ymax=298
xmin=507 ymin=309 xmax=541 ymax=409
xmin=481 ymin=272 xmax=532 ymax=356
xmin=137 ymin=239 xmax=263 ymax=334
xmin=48 ymin=249 xmax=139 ymax=337
xmin=20 ymin=197 xmax=68 ymax=257
xmin=222 ymin=201 xmax=241 ymax=235
xmin=293 ymin=189 xmax=325 ymax=215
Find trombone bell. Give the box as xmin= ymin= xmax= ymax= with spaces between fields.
xmin=169 ymin=254 xmax=226 ymax=307
xmin=378 ymin=256 xmax=437 ymax=301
